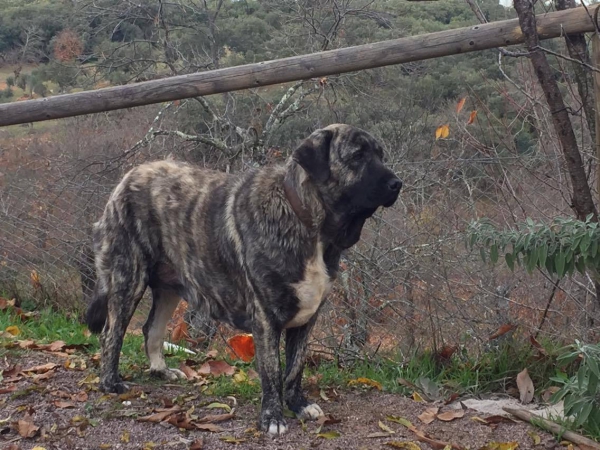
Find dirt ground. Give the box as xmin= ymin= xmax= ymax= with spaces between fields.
xmin=0 ymin=351 xmax=560 ymax=450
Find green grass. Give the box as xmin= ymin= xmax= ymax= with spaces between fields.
xmin=0 ymin=305 xmax=568 ymax=404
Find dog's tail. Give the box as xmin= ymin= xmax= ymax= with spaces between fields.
xmin=86 ymin=289 xmax=108 ymax=334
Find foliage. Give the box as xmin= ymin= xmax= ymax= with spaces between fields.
xmin=468 ymin=215 xmax=600 ymax=279
xmin=550 ymin=341 xmax=600 ymax=438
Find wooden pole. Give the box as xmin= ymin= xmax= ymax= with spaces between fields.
xmin=0 ymin=6 xmax=598 ymax=127
xmin=503 ymin=407 xmax=600 ymax=449
xmin=593 ymin=32 xmax=600 ymax=205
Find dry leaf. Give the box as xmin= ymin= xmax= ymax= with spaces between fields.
xmin=23 ymin=363 xmax=58 ymax=374
xmin=527 ymin=431 xmax=541 ymax=445
xmin=0 ymin=386 xmax=17 ymax=394
xmin=179 ymin=363 xmax=199 ymax=380
xmin=317 ymin=431 xmax=340 ymax=439
xmin=378 ymin=420 xmax=395 ymax=434
xmin=435 ymin=124 xmax=450 ymax=140
xmin=219 ymin=436 xmax=246 ymax=444
xmin=53 ymin=400 xmax=75 ymax=409
xmin=387 ymin=442 xmax=422 ymax=450
xmin=226 ymin=334 xmax=255 ymax=362
xmin=456 ymin=97 xmax=467 ymax=114
xmin=72 ymin=391 xmax=88 ymax=402
xmin=436 ymin=410 xmax=465 ymax=422
xmin=5 ymin=326 xmax=20 ymax=336
xmin=488 ymin=324 xmax=516 ymax=341
xmin=348 ymin=377 xmax=382 ymax=390
xmin=516 ymin=368 xmax=534 ymax=404
xmin=195 ymin=423 xmax=226 ymax=432
xmin=197 ymin=360 xmax=235 ymax=377
xmin=121 ymin=430 xmax=130 ymax=443
xmin=412 ymin=392 xmax=425 ymax=402
xmin=206 ymin=402 xmax=232 ymax=413
xmin=17 ymin=418 xmax=39 ymax=438
xmin=368 ymin=432 xmax=394 ymax=438
xmin=171 ymin=321 xmax=189 ymax=343
xmin=418 ymin=407 xmax=439 ymax=424
xmin=189 ymin=439 xmax=204 ymax=450
xmin=317 ymin=414 xmax=342 ymax=426
xmin=138 ymin=407 xmax=181 ymax=422
xmin=99 ymin=445 xmax=112 ymax=449
xmin=479 ymin=442 xmax=519 ymax=450
xmin=197 ymin=413 xmax=234 ymax=424
xmin=386 ymin=416 xmax=414 ymax=428
xmin=467 ymin=110 xmax=478 ymax=125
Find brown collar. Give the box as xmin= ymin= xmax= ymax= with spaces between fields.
xmin=283 ymin=178 xmax=314 ymax=229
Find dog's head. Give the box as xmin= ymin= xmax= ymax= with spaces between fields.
xmin=292 ymin=124 xmax=402 ymax=248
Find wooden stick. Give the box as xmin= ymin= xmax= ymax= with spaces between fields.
xmin=502 ymin=407 xmax=600 ymax=449
xmin=0 ymin=6 xmax=598 ymax=127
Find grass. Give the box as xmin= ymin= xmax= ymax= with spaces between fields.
xmin=0 ymin=305 xmax=570 ymax=406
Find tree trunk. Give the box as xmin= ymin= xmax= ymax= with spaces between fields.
xmin=555 ymin=0 xmax=596 ymax=145
xmin=513 ymin=0 xmax=597 ymax=222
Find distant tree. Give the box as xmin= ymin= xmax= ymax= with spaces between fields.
xmin=53 ymin=29 xmax=83 ymax=62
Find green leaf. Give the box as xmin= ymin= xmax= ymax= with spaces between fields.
xmin=539 ymin=244 xmax=548 ymax=269
xmin=575 ymin=401 xmax=593 ymax=428
xmin=580 ymin=233 xmax=592 ymax=254
xmin=505 ymin=253 xmax=514 ymax=271
xmin=556 ymin=251 xmax=566 ymax=278
xmin=480 ymin=247 xmax=486 ymax=264
xmin=490 ymin=244 xmax=498 ymax=263
xmin=588 ymin=356 xmax=600 ymax=379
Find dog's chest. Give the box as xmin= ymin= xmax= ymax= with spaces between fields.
xmin=286 ymin=242 xmax=332 ymax=328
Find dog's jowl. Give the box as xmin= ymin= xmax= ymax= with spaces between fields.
xmin=86 ymin=124 xmax=402 ymax=436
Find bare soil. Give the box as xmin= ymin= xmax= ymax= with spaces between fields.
xmin=0 ymin=351 xmax=560 ymax=450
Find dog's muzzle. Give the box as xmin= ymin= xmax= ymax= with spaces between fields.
xmin=382 ymin=176 xmax=402 ymax=208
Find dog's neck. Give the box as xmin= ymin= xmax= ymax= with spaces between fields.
xmin=283 ymin=162 xmax=325 ymax=232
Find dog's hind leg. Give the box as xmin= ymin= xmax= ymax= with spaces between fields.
xmin=96 ymin=248 xmax=148 ymax=394
xmin=143 ymin=288 xmax=186 ymax=381
xmin=284 ymin=318 xmax=324 ymax=421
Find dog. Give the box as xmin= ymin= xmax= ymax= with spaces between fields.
xmin=85 ymin=123 xmax=402 ymax=435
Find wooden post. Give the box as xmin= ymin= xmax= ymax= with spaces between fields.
xmin=0 ymin=6 xmax=598 ymax=127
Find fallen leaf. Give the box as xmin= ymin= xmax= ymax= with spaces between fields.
xmin=78 ymin=373 xmax=99 ymax=385
xmin=121 ymin=430 xmax=130 ymax=443
xmin=195 ymin=423 xmax=226 ymax=432
xmin=138 ymin=407 xmax=181 ymax=422
xmin=53 ymin=400 xmax=75 ymax=409
xmin=17 ymin=418 xmax=39 ymax=437
xmin=5 ymin=326 xmax=19 ymax=336
xmin=456 ymin=97 xmax=467 ymax=114
xmin=99 ymin=445 xmax=112 ymax=449
xmin=32 ymin=370 xmax=56 ymax=381
xmin=206 ymin=402 xmax=232 ymax=413
xmin=527 ymin=431 xmax=541 ymax=445
xmin=197 ymin=412 xmax=234 ymax=423
xmin=412 ymin=392 xmax=425 ymax=402
xmin=418 ymin=407 xmax=439 ymax=424
xmin=541 ymin=386 xmax=560 ymax=403
xmin=387 ymin=442 xmax=422 ymax=450
xmin=197 ymin=360 xmax=235 ymax=377
xmin=23 ymin=362 xmax=58 ymax=374
xmin=226 ymin=334 xmax=255 ymax=362
xmin=171 ymin=321 xmax=189 ymax=343
xmin=0 ymin=386 xmax=17 ymax=394
xmin=379 ymin=420 xmax=395 ymax=434
xmin=488 ymin=324 xmax=516 ymax=341
xmin=387 ymin=416 xmax=414 ymax=428
xmin=219 ymin=436 xmax=246 ymax=444
xmin=189 ymin=439 xmax=204 ymax=450
xmin=481 ymin=415 xmax=518 ymax=425
xmin=0 ymin=297 xmax=14 ymax=310
xmin=479 ymin=442 xmax=519 ymax=450
xmin=368 ymin=432 xmax=394 ymax=438
xmin=436 ymin=410 xmax=465 ymax=422
xmin=32 ymin=447 xmax=47 ymax=450
xmin=72 ymin=391 xmax=89 ymax=402
xmin=317 ymin=430 xmax=340 ymax=439
xmin=179 ymin=363 xmax=199 ymax=380
xmin=47 ymin=340 xmax=66 ymax=352
xmin=516 ymin=368 xmax=534 ymax=404
xmin=317 ymin=414 xmax=341 ymax=426
xmin=348 ymin=377 xmax=382 ymax=390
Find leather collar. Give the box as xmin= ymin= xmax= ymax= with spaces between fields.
xmin=283 ymin=177 xmax=314 ymax=229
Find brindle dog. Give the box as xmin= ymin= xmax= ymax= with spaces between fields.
xmin=86 ymin=124 xmax=402 ymax=435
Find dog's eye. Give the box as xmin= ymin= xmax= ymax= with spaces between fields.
xmin=352 ymin=151 xmax=364 ymax=161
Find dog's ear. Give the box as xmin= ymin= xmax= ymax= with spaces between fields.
xmin=292 ymin=129 xmax=333 ymax=183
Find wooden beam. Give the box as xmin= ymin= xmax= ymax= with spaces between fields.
xmin=0 ymin=6 xmax=598 ymax=127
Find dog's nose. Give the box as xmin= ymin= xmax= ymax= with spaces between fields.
xmin=387 ymin=178 xmax=402 ymax=192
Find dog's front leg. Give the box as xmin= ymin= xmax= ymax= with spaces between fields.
xmin=252 ymin=317 xmax=287 ymax=436
xmin=284 ymin=317 xmax=324 ymax=420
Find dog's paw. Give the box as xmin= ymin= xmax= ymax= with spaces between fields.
xmin=150 ymin=368 xmax=187 ymax=381
xmin=259 ymin=411 xmax=288 ymax=437
xmin=298 ymin=403 xmax=324 ymax=420
xmin=99 ymin=379 xmax=129 ymax=394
